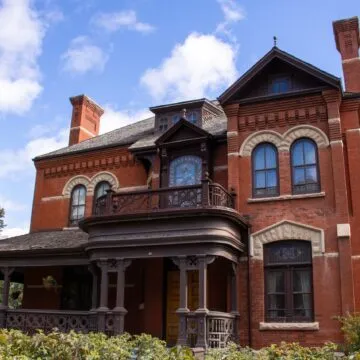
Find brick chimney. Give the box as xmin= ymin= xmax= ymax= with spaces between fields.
xmin=68 ymin=94 xmax=104 ymax=146
xmin=333 ymin=16 xmax=360 ymax=93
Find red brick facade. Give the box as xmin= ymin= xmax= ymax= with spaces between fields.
xmin=10 ymin=16 xmax=360 ymax=348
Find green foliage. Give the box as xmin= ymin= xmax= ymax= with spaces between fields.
xmin=0 ymin=207 xmax=5 ymax=232
xmin=0 ymin=282 xmax=24 ymax=309
xmin=337 ymin=313 xmax=360 ymax=353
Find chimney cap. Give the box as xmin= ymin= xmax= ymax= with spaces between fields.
xmin=333 ymin=16 xmax=359 ymax=52
xmin=69 ymin=94 xmax=104 ymax=116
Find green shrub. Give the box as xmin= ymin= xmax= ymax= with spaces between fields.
xmin=337 ymin=313 xmax=360 ymax=353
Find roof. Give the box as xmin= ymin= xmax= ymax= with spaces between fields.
xmin=35 ymin=101 xmax=227 ymax=159
xmin=218 ymin=46 xmax=342 ymax=104
xmin=0 ymin=229 xmax=88 ymax=253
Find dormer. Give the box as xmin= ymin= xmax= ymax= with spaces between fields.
xmin=150 ymin=98 xmax=223 ymax=133
xmin=219 ymin=47 xmax=341 ymax=105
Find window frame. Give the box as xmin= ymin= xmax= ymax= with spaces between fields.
xmin=252 ymin=142 xmax=279 ymax=198
xmin=264 ymin=241 xmax=314 ymax=323
xmin=290 ymin=138 xmax=321 ymax=195
xmin=69 ymin=184 xmax=86 ymax=226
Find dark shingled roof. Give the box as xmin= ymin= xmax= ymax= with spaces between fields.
xmin=34 ymin=100 xmax=228 ymax=160
xmin=0 ymin=230 xmax=88 ymax=253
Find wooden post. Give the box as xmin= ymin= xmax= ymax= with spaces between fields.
xmin=195 ymin=256 xmax=209 ymax=349
xmin=0 ymin=267 xmax=14 ymax=327
xmin=88 ymin=264 xmax=98 ymax=311
xmin=113 ymin=259 xmax=131 ymax=334
xmin=96 ymin=259 xmax=108 ymax=332
xmin=176 ymin=257 xmax=189 ymax=346
xmin=230 ymin=263 xmax=240 ymax=343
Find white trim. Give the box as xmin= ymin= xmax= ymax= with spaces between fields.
xmin=250 ymin=220 xmax=325 ymax=259
xmin=323 ymin=252 xmax=339 ymax=257
xmin=62 ymin=227 xmax=79 ymax=230
xmin=62 ymin=175 xmax=91 ymax=198
xmin=70 ymin=126 xmax=96 ymax=137
xmin=227 ymin=131 xmax=238 ymax=138
xmin=248 ymin=192 xmax=325 ymax=203
xmin=87 ymin=171 xmax=119 ymax=195
xmin=346 ymin=128 xmax=360 ymax=134
xmin=328 ymin=117 xmax=341 ymax=123
xmin=330 ymin=140 xmax=343 ymax=146
xmin=239 ymin=130 xmax=283 ymax=157
xmin=342 ymin=58 xmax=360 ymax=64
xmin=214 ymin=165 xmax=228 ymax=172
xmin=337 ymin=223 xmax=351 ymax=238
xmin=228 ymin=152 xmax=238 ymax=157
xmin=41 ymin=196 xmax=64 ymax=202
xmin=352 ymin=255 xmax=360 ymax=260
xmin=152 ymin=173 xmax=159 ymax=179
xmin=117 ymin=185 xmax=148 ymax=192
xmin=259 ymin=322 xmax=319 ymax=331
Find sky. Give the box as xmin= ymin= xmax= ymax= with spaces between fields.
xmin=0 ymin=0 xmax=359 ymax=238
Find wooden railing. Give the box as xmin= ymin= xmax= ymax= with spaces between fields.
xmin=94 ymin=180 xmax=235 ymax=216
xmin=186 ymin=311 xmax=236 ymax=349
xmin=5 ymin=309 xmax=115 ymax=335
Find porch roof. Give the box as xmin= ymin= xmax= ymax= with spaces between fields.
xmin=0 ymin=229 xmax=88 ymax=254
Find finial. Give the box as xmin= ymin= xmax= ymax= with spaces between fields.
xmin=273 ymin=36 xmax=277 ymax=47
xmin=181 ymin=108 xmax=187 ymax=119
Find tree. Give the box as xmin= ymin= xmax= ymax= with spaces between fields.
xmin=0 ymin=207 xmax=5 ymax=233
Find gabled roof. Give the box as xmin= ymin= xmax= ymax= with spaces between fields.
xmin=218 ymin=46 xmax=342 ymax=104
xmin=155 ymin=118 xmax=211 ymax=146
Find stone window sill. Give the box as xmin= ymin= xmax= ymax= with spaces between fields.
xmin=259 ymin=322 xmax=319 ymax=331
xmin=63 ymin=226 xmax=79 ymax=230
xmin=248 ymin=192 xmax=325 ymax=203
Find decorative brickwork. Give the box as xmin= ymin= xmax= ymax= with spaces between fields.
xmin=240 ymin=125 xmax=329 ymax=156
xmin=62 ymin=175 xmax=90 ymax=197
xmin=250 ymin=220 xmax=325 ymax=259
xmin=87 ymin=171 xmax=119 ymax=195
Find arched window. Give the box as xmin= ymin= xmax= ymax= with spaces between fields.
xmin=291 ymin=138 xmax=320 ymax=194
xmin=252 ymin=143 xmax=279 ymax=197
xmin=93 ymin=181 xmax=111 ymax=214
xmin=169 ymin=155 xmax=202 ymax=187
xmin=69 ymin=185 xmax=86 ymax=226
xmin=264 ymin=241 xmax=313 ymax=322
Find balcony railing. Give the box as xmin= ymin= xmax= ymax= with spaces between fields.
xmin=94 ymin=180 xmax=235 ymax=217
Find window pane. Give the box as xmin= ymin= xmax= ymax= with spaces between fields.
xmin=96 ymin=182 xmax=110 ymax=200
xmin=294 ymin=168 xmax=305 ymax=185
xmin=267 ymin=294 xmax=285 ymax=319
xmin=255 ymin=171 xmax=266 ymax=188
xmin=293 ymin=270 xmax=311 ymax=292
xmin=77 ymin=205 xmax=85 ymax=218
xmin=267 ymin=271 xmax=284 ymax=293
xmin=265 ymin=147 xmax=276 ymax=168
xmin=266 ymin=170 xmax=277 ymax=188
xmin=254 ymin=147 xmax=265 ymax=170
xmin=304 ymin=141 xmax=316 ymax=164
xmin=292 ymin=143 xmax=304 ymax=166
xmin=71 ymin=206 xmax=79 ymax=219
xmin=305 ymin=166 xmax=318 ymax=183
xmin=294 ymin=294 xmax=312 ymax=318
xmin=78 ymin=187 xmax=86 ymax=205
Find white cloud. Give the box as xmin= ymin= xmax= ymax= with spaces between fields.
xmin=100 ymin=106 xmax=152 ymax=134
xmin=92 ymin=10 xmax=155 ymax=34
xmin=0 ymin=196 xmax=27 ymax=211
xmin=61 ymin=36 xmax=109 ymax=74
xmin=0 ymin=128 xmax=68 ymax=179
xmin=0 ymin=226 xmax=28 ymax=239
xmin=140 ymin=33 xmax=238 ymax=102
xmin=216 ymin=0 xmax=246 ymax=39
xmin=0 ymin=0 xmax=52 ymax=114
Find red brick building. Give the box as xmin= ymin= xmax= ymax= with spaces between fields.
xmin=0 ymin=16 xmax=359 ymax=349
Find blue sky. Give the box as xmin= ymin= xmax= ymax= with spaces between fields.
xmin=0 ymin=0 xmax=359 ymax=237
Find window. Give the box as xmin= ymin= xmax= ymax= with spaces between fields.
xmin=270 ymin=77 xmax=290 ymax=94
xmin=291 ymin=138 xmax=320 ymax=194
xmin=187 ymin=112 xmax=197 ymax=124
xmin=169 ymin=155 xmax=202 ymax=187
xmin=93 ymin=181 xmax=110 ymax=214
xmin=252 ymin=143 xmax=279 ymax=197
xmin=159 ymin=117 xmax=168 ymax=132
xmin=69 ymin=185 xmax=86 ymax=226
xmin=264 ymin=241 xmax=313 ymax=322
xmin=172 ymin=114 xmax=180 ymax=124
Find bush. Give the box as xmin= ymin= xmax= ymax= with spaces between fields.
xmin=338 ymin=313 xmax=360 ymax=354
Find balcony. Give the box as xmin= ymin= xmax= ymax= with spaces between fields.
xmin=93 ymin=180 xmax=235 ymax=217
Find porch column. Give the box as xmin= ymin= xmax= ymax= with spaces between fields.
xmin=0 ymin=267 xmax=14 ymax=327
xmin=195 ymin=256 xmax=209 ymax=348
xmin=113 ymin=259 xmax=132 ymax=335
xmin=88 ymin=264 xmax=98 ymax=311
xmin=96 ymin=259 xmax=109 ymax=332
xmin=230 ymin=263 xmax=240 ymax=343
xmin=176 ymin=256 xmax=189 ymax=346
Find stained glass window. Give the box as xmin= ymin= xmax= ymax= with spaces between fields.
xmin=291 ymin=138 xmax=320 ymax=194
xmin=252 ymin=143 xmax=279 ymax=197
xmin=169 ymin=155 xmax=202 ymax=187
xmin=69 ymin=185 xmax=86 ymax=226
xmin=264 ymin=241 xmax=313 ymax=322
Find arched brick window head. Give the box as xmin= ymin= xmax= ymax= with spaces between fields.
xmin=252 ymin=143 xmax=279 ymax=198
xmin=69 ymin=185 xmax=86 ymax=226
xmin=291 ymin=138 xmax=320 ymax=194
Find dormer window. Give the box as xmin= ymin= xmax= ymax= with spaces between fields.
xmin=159 ymin=117 xmax=168 ymax=132
xmin=270 ymin=76 xmax=291 ymax=94
xmin=187 ymin=111 xmax=197 ymax=124
xmin=172 ymin=114 xmax=180 ymax=124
